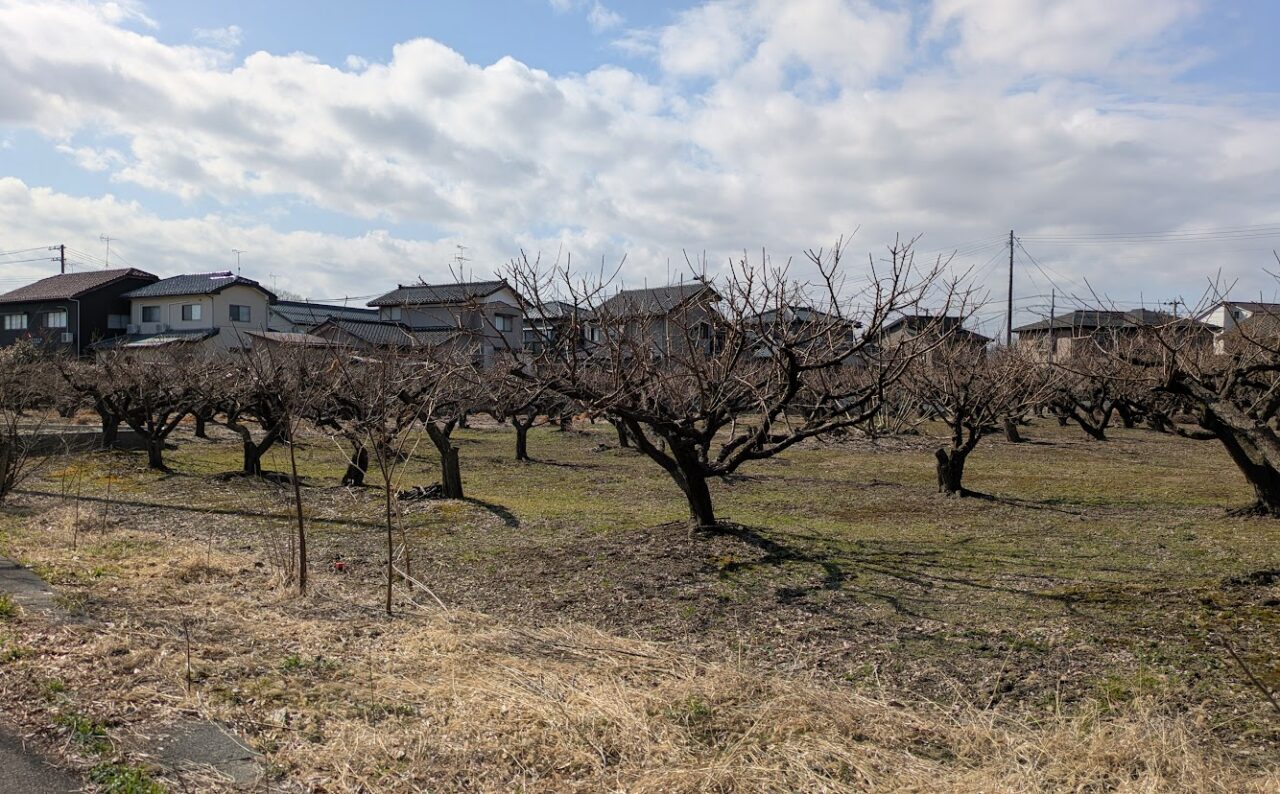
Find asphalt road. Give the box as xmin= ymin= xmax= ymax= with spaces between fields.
xmin=0 ymin=729 xmax=81 ymax=793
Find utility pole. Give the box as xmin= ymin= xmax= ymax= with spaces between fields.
xmin=59 ymin=244 xmax=65 ymax=274
xmin=100 ymin=234 xmax=113 ymax=267
xmin=1007 ymin=229 xmax=1014 ymax=347
xmin=1047 ymin=288 xmax=1055 ymax=365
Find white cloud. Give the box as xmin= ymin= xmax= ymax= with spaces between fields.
xmin=54 ymin=144 xmax=126 ymax=172
xmin=193 ymin=24 xmax=243 ymax=50
xmin=549 ymin=0 xmax=623 ymax=33
xmin=0 ymin=0 xmax=1278 ymax=318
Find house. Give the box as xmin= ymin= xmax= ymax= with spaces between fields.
xmin=593 ymin=281 xmax=722 ymax=356
xmin=523 ymin=300 xmax=587 ymax=354
xmin=874 ymin=314 xmax=991 ymax=359
xmin=308 ymin=317 xmax=464 ymax=353
xmin=367 ymin=279 xmax=523 ymax=364
xmin=107 ymin=272 xmax=277 ymax=352
xmin=751 ymin=305 xmax=861 ymax=363
xmin=0 ymin=268 xmax=158 ymax=355
xmin=268 ymin=300 xmax=378 ymax=333
xmin=1194 ymin=300 xmax=1280 ymax=354
xmin=1014 ymin=309 xmax=1182 ymax=361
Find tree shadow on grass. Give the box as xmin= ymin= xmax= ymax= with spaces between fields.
xmin=463 ymin=497 xmax=521 ymax=528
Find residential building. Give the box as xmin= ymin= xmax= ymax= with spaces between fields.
xmin=1194 ymin=300 xmax=1280 ymax=353
xmin=108 ymin=272 xmax=277 ymax=351
xmin=593 ymin=281 xmax=722 ymax=356
xmin=750 ymin=305 xmax=861 ymax=363
xmin=523 ymin=299 xmax=585 ymax=354
xmin=268 ymin=300 xmax=378 ymax=333
xmin=1014 ymin=308 xmax=1183 ymax=360
xmin=874 ymin=314 xmax=991 ymax=359
xmin=367 ymin=279 xmax=523 ymax=363
xmin=0 ymin=268 xmax=158 ymax=355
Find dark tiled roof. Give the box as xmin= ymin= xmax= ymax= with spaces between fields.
xmin=412 ymin=328 xmax=467 ymax=347
xmin=525 ymin=300 xmax=578 ymax=322
xmin=0 ymin=268 xmax=157 ymax=304
xmin=315 ymin=318 xmax=420 ymax=348
xmin=368 ymin=280 xmax=509 ymax=307
xmin=122 ymin=272 xmax=276 ymax=300
xmin=1014 ymin=309 xmax=1179 ymax=333
xmin=596 ymin=282 xmax=719 ymax=316
xmin=757 ymin=306 xmax=851 ymax=326
xmin=269 ymin=300 xmax=377 ymax=330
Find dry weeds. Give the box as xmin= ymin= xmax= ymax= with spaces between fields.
xmin=0 ymin=503 xmax=1275 ymax=792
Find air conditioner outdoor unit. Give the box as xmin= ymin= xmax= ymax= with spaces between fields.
xmin=127 ymin=324 xmax=140 ymax=334
xmin=60 ymin=332 xmax=74 ymax=344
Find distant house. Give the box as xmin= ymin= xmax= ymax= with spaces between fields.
xmin=523 ymin=300 xmax=586 ymax=354
xmin=308 ymin=317 xmax=463 ymax=353
xmin=874 ymin=314 xmax=990 ymax=360
xmin=751 ymin=305 xmax=861 ymax=363
xmin=105 ymin=272 xmax=277 ymax=352
xmin=1194 ymin=300 xmax=1280 ymax=354
xmin=1013 ymin=309 xmax=1183 ymax=360
xmin=593 ymin=281 xmax=722 ymax=356
xmin=0 ymin=268 xmax=158 ymax=355
xmin=368 ymin=279 xmax=523 ymax=364
xmin=268 ymin=300 xmax=378 ymax=333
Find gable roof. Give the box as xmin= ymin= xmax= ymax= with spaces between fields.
xmin=0 ymin=268 xmax=157 ymax=304
xmin=1014 ymin=308 xmax=1179 ymax=333
xmin=368 ymin=279 xmax=510 ymax=307
xmin=269 ymin=300 xmax=377 ymax=330
xmin=596 ymin=282 xmax=719 ymax=316
xmin=312 ymin=318 xmax=422 ymax=348
xmin=122 ymin=272 xmax=277 ymax=301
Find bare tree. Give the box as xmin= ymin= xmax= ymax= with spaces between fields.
xmin=506 ymin=238 xmax=958 ymax=528
xmin=480 ymin=361 xmax=555 ymax=461
xmin=60 ymin=348 xmax=208 ymax=471
xmin=1135 ymin=296 xmax=1280 ymax=515
xmin=0 ymin=342 xmax=58 ymax=504
xmin=903 ymin=343 xmax=1056 ymax=495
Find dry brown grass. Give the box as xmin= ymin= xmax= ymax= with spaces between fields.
xmin=1 ymin=503 xmax=1275 ymax=792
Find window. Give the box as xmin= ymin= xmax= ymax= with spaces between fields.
xmin=181 ymin=304 xmax=203 ymax=321
xmin=107 ymin=314 xmax=129 ymax=330
xmin=141 ymin=305 xmax=160 ymax=323
xmin=3 ymin=314 xmax=27 ymax=331
xmin=387 ymin=306 xmax=403 ymax=321
xmin=229 ymin=304 xmax=251 ymax=322
xmin=495 ymin=314 xmax=514 ymax=332
xmin=44 ymin=310 xmax=68 ymax=328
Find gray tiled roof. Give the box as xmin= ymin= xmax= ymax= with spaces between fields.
xmin=596 ymin=283 xmax=719 ymax=316
xmin=0 ymin=268 xmax=157 ymax=304
xmin=269 ymin=300 xmax=377 ymax=330
xmin=316 ymin=318 xmax=419 ymax=347
xmin=1014 ymin=309 xmax=1180 ymax=333
xmin=122 ymin=272 xmax=276 ymax=300
xmin=368 ymin=280 xmax=509 ymax=307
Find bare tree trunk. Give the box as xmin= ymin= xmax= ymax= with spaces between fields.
xmin=96 ymin=402 xmax=119 ymax=449
xmin=287 ymin=434 xmax=307 ymax=595
xmin=145 ymin=437 xmax=167 ymax=471
xmin=935 ymin=448 xmax=968 ymax=495
xmin=679 ymin=465 xmax=717 ymax=528
xmin=1201 ymin=409 xmax=1280 ymax=515
xmin=514 ymin=421 xmax=530 ymax=461
xmin=341 ymin=443 xmax=368 ymax=487
xmin=441 ymin=447 xmax=464 ymax=499
xmin=614 ymin=419 xmax=630 ymax=448
xmin=194 ymin=412 xmax=209 ymax=439
xmin=1002 ymin=417 xmax=1023 ymax=443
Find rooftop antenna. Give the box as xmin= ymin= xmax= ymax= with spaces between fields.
xmin=99 ymin=234 xmax=114 ymax=268
xmin=453 ymin=244 xmax=470 ymax=281
xmin=232 ymin=248 xmax=246 ymax=274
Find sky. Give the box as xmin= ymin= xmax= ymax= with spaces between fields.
xmin=0 ymin=0 xmax=1278 ymax=333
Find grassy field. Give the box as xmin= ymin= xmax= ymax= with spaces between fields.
xmin=0 ymin=416 xmax=1277 ymax=791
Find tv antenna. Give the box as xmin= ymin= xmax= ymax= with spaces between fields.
xmin=232 ymin=248 xmax=246 ymax=274
xmin=99 ymin=234 xmax=114 ymax=267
